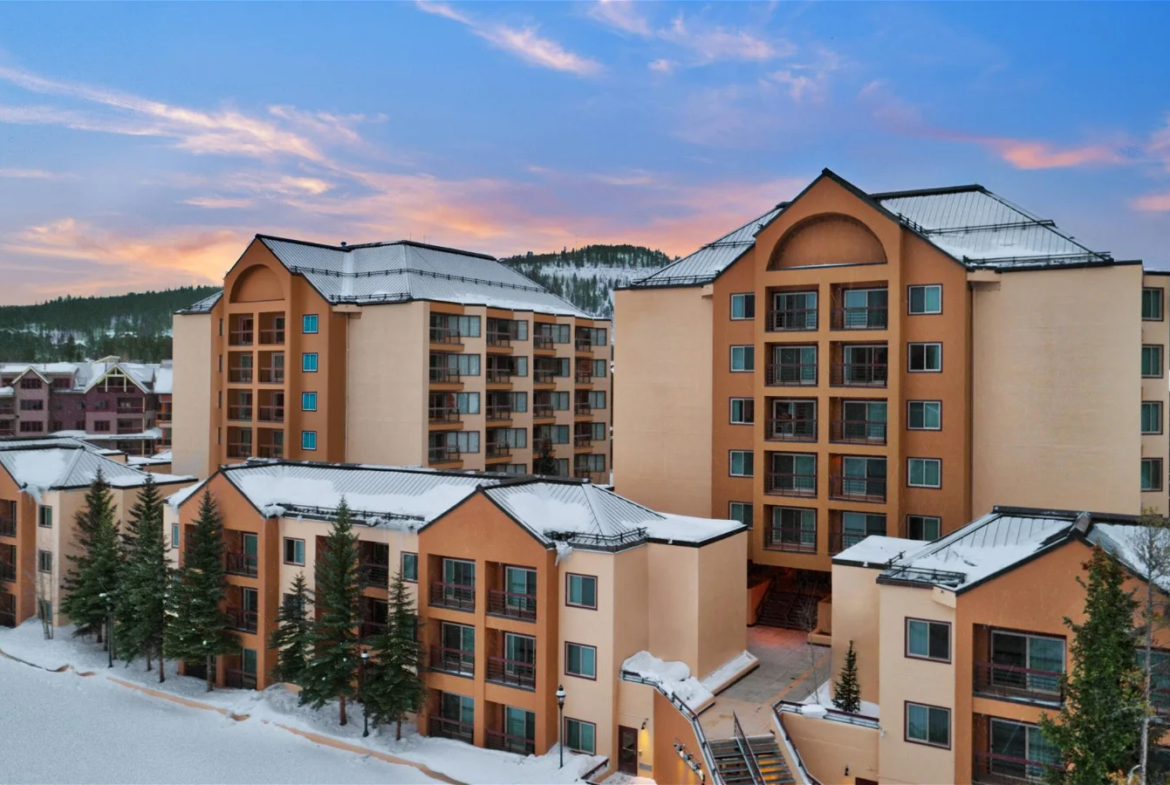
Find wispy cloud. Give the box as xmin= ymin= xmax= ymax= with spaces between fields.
xmin=417 ymin=2 xmax=602 ymax=76
xmin=648 ymin=59 xmax=676 ymax=74
xmin=985 ymin=139 xmax=1123 ymax=170
xmin=0 ymin=168 xmax=77 ymax=180
xmin=588 ymin=0 xmax=652 ymax=36
xmin=1132 ymin=192 xmax=1170 ymax=212
xmin=183 ymin=196 xmax=256 ymax=209
xmin=764 ymin=49 xmax=842 ymax=103
xmin=661 ymin=14 xmax=791 ymax=63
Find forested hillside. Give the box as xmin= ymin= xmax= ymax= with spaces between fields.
xmin=0 ymin=286 xmax=219 ymax=363
xmin=501 ymin=244 xmax=672 ymax=317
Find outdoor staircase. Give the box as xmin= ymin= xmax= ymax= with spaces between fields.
xmin=755 ymin=589 xmax=819 ymax=630
xmin=708 ymin=736 xmax=795 ymax=785
xmin=748 ymin=736 xmax=795 ymax=784
xmin=709 ymin=739 xmax=756 ymax=785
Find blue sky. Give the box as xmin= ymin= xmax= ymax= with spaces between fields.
xmin=0 ymin=1 xmax=1168 ymax=303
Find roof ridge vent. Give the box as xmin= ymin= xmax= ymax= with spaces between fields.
xmin=1073 ymin=511 xmax=1092 ymax=534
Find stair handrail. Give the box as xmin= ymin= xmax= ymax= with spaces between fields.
xmin=621 ymin=670 xmax=721 ymax=783
xmin=770 ymin=704 xmax=823 ymax=785
xmin=731 ymin=711 xmax=767 ymax=785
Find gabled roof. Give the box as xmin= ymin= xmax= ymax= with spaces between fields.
xmin=175 ymin=291 xmax=222 ymax=315
xmin=0 ymin=361 xmax=170 ymax=394
xmin=0 ymin=438 xmax=193 ymax=498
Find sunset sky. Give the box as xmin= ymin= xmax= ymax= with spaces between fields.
xmin=1 ymin=1 xmax=1168 ymax=304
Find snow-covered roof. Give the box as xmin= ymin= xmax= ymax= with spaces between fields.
xmin=0 ymin=360 xmax=171 ymax=394
xmin=0 ymin=440 xmax=193 ymax=497
xmin=175 ymin=291 xmax=223 ymax=315
xmin=833 ymin=535 xmax=929 ymax=567
xmin=620 ymin=651 xmax=714 ymax=711
xmin=152 ymin=366 xmax=173 ymax=395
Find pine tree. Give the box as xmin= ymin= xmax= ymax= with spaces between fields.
xmin=60 ymin=471 xmax=123 ymax=645
xmin=364 ymin=570 xmax=427 ymax=740
xmin=534 ymin=442 xmax=558 ymax=476
xmin=165 ymin=491 xmax=236 ymax=691
xmin=270 ymin=572 xmax=313 ymax=686
xmin=1040 ymin=547 xmax=1144 ymax=784
xmin=119 ymin=476 xmax=172 ymax=681
xmin=832 ymin=640 xmax=861 ymax=713
xmin=300 ymin=499 xmax=362 ymax=725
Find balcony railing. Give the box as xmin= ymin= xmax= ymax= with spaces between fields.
xmin=764 ymin=527 xmax=818 ymax=553
xmin=533 ymin=403 xmax=554 ymax=418
xmin=429 ymin=367 xmax=461 ymax=384
xmin=973 ymin=661 xmax=1063 ymax=705
xmin=259 ymin=329 xmax=285 ymax=345
xmin=485 ymin=406 xmax=512 ymax=422
xmin=486 ymin=730 xmax=536 ymax=755
xmin=487 ymin=590 xmax=536 ymax=622
xmin=0 ymin=519 xmax=15 ymax=538
xmin=228 ymin=405 xmax=252 ymax=422
xmin=116 ymin=402 xmax=145 ymax=413
xmin=428 ymin=446 xmax=459 ymax=464
xmin=485 ymin=442 xmax=511 ymax=459
xmin=534 ymin=334 xmax=555 ymax=350
xmin=829 ymin=476 xmax=887 ymax=503
xmin=487 ymin=368 xmax=512 ymax=384
xmin=766 ymin=418 xmax=817 ymax=442
xmin=574 ymin=469 xmax=607 ymax=484
xmin=0 ymin=607 xmax=14 ymax=628
xmin=534 ymin=369 xmax=556 ymax=384
xmin=486 ymin=656 xmax=536 ymax=690
xmin=575 ymin=338 xmax=593 ymax=352
xmin=258 ymin=406 xmax=284 ymax=423
xmin=575 ymin=370 xmax=593 ymax=384
xmin=226 ymin=442 xmax=252 ymax=459
xmin=430 ymin=646 xmax=475 ymax=677
xmin=830 ymin=363 xmax=888 ymax=388
xmin=973 ymin=752 xmax=1061 ymax=784
xmin=430 ymin=582 xmax=475 ymax=612
xmin=257 ymin=444 xmax=283 ymax=460
xmin=229 ymin=330 xmax=254 ymax=347
xmin=0 ymin=561 xmax=15 ymax=583
xmin=224 ymin=669 xmax=258 ymax=690
xmin=574 ymin=434 xmax=593 ymax=448
xmin=225 ymin=552 xmax=259 ymax=577
xmin=258 ymin=367 xmax=285 ymax=385
xmin=228 ymin=368 xmax=253 ymax=384
xmin=831 ymin=306 xmax=889 ymax=331
xmin=487 ymin=331 xmax=512 ymax=347
xmin=429 ymin=716 xmax=474 ymax=744
xmin=429 ymin=407 xmax=460 ymax=424
xmin=430 ymin=327 xmax=461 ymax=345
xmin=226 ymin=607 xmax=258 ymax=634
xmin=766 ymin=364 xmax=818 ymax=386
xmin=766 ymin=309 xmax=818 ymax=332
xmin=830 ymin=420 xmax=887 ymax=445
xmin=360 ymin=563 xmax=390 ymax=587
xmin=574 ymin=402 xmax=592 ymax=416
xmin=764 ymin=473 xmax=817 ymax=497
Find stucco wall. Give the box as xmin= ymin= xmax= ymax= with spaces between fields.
xmin=646 ymin=543 xmax=700 ymax=671
xmin=171 ymin=312 xmax=212 ymax=479
xmin=696 ymin=533 xmax=748 ymax=677
xmin=781 ymin=711 xmax=880 ymax=784
xmin=1141 ymin=274 xmax=1170 ymax=515
xmin=830 ymin=563 xmax=883 ymax=705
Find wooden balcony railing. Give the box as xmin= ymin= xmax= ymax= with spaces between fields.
xmin=973 ymin=752 xmax=1061 ymax=784
xmin=258 ymin=406 xmax=284 ymax=423
xmin=430 ymin=327 xmax=461 ymax=345
xmin=766 ymin=418 xmax=817 ymax=442
xmin=485 ymin=406 xmax=512 ymax=422
xmin=429 ymin=367 xmax=461 ymax=384
xmin=764 ymin=526 xmax=818 ymax=553
xmin=259 ymin=329 xmax=285 ymax=345
xmin=429 ymin=716 xmax=474 ymax=744
xmin=360 ymin=563 xmax=390 ymax=587
xmin=486 ymin=656 xmax=536 ymax=690
xmin=829 ymin=363 xmax=888 ymax=388
xmin=533 ymin=403 xmax=554 ymax=418
xmin=831 ymin=306 xmax=888 ymax=331
xmin=226 ymin=607 xmax=258 ymax=634
xmin=228 ymin=368 xmax=253 ymax=384
xmin=226 ymin=442 xmax=252 ymax=459
xmin=574 ymin=434 xmax=592 ymax=448
xmin=765 ymin=473 xmax=817 ymax=497
xmin=487 ymin=368 xmax=512 ymax=384
xmin=0 ymin=518 xmax=15 ymax=538
xmin=257 ymin=444 xmax=283 ymax=459
xmin=486 ymin=729 xmax=536 ymax=755
xmin=224 ymin=669 xmax=258 ymax=690
xmin=428 ymin=445 xmax=459 ymax=464
xmin=973 ymin=661 xmax=1063 ymax=705
xmin=830 ymin=420 xmax=887 ymax=445
xmin=487 ymin=589 xmax=536 ymax=622
xmin=229 ymin=330 xmax=254 ymax=347
xmin=430 ymin=646 xmax=475 ymax=676
xmin=766 ymin=364 xmax=817 ymax=386
xmin=485 ymin=442 xmax=511 ymax=459
xmin=429 ymin=407 xmax=460 ymax=424
xmin=429 ymin=582 xmax=475 ymax=612
xmin=0 ymin=561 xmax=15 ymax=583
xmin=225 ymin=552 xmax=258 ymax=577
xmin=258 ymin=367 xmax=285 ymax=384
xmin=829 ymin=476 xmax=887 ymax=503
xmin=766 ymin=309 xmax=817 ymax=332
xmin=487 ymin=331 xmax=512 ymax=347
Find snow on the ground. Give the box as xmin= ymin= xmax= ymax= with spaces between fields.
xmin=0 ymin=621 xmax=605 ymax=784
xmin=601 ymin=773 xmax=656 ymax=785
xmin=621 ymin=651 xmax=713 ymax=710
xmin=699 ymin=650 xmax=758 ymax=692
xmin=800 ymin=678 xmax=880 ymax=719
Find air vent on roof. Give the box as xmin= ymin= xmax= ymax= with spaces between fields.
xmin=340 ymin=241 xmax=347 ymax=248
xmin=1073 ymin=512 xmax=1092 ymax=534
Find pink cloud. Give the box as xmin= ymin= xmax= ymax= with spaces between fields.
xmin=1132 ymin=192 xmax=1170 ymax=212
xmin=986 ymin=139 xmax=1123 ymax=170
xmin=589 ymin=0 xmax=652 ymax=36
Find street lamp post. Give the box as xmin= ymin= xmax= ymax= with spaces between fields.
xmin=556 ymin=684 xmax=566 ymax=769
xmin=361 ymin=650 xmax=370 ymax=738
xmin=100 ymin=592 xmax=114 ymax=668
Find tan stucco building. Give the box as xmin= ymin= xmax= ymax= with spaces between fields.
xmin=171 ymin=236 xmax=611 ymax=482
xmin=614 ymin=170 xmax=1170 ymax=586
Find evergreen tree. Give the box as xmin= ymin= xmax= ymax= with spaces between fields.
xmin=270 ymin=572 xmax=313 ymax=686
xmin=60 ymin=471 xmax=123 ymax=645
xmin=534 ymin=442 xmax=558 ymax=476
xmin=832 ymin=640 xmax=861 ymax=713
xmin=364 ymin=570 xmax=427 ymax=740
xmin=119 ymin=476 xmax=172 ymax=681
xmin=165 ymin=491 xmax=236 ymax=691
xmin=300 ymin=499 xmax=362 ymax=725
xmin=1040 ymin=547 xmax=1144 ymax=784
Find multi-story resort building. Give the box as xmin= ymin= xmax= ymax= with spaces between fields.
xmin=170 ymin=236 xmax=611 ymax=481
xmin=164 ymin=459 xmax=752 ymax=778
xmin=0 ymin=437 xmax=192 ymax=630
xmin=0 ymin=359 xmax=174 ymax=456
xmin=613 ymin=169 xmax=1170 ymax=596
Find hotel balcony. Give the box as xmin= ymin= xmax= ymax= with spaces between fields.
xmin=574 ymin=432 xmax=593 ymax=449
xmin=766 ymin=362 xmax=818 ymax=387
xmin=973 ymin=753 xmax=1060 ymax=785
xmin=486 ymin=366 xmax=512 ymax=384
xmin=829 ymin=419 xmax=887 ymax=445
xmin=574 ymin=336 xmax=593 ymax=353
xmin=258 ymin=312 xmax=286 ymax=346
xmin=226 ymin=607 xmax=258 ymax=634
xmin=829 ymin=475 xmax=887 ymax=503
xmin=229 ymin=315 xmax=254 ymax=347
xmin=766 ymin=417 xmax=817 ymax=442
xmin=258 ymin=404 xmax=284 ymax=424
xmin=429 ymin=326 xmax=462 ymax=346
xmin=831 ymin=306 xmax=888 ymax=331
xmin=228 ymin=356 xmax=254 ymax=384
xmin=0 ymin=559 xmax=15 ymax=584
xmin=973 ymin=662 xmax=1063 ymax=706
xmin=486 ymin=330 xmax=512 ymax=348
xmin=0 ymin=515 xmax=15 ymax=538
xmin=429 ymin=716 xmax=474 ymax=744
xmin=429 ymin=366 xmax=462 ymax=384
xmin=486 ymin=656 xmax=536 ymax=691
xmin=533 ymin=332 xmax=556 ymax=351
xmin=430 ymin=645 xmax=475 ymax=677
xmin=485 ymin=441 xmax=511 ymax=460
xmin=763 ymin=523 xmax=818 ymax=554
xmin=575 ymin=368 xmax=593 ymax=385
xmin=485 ymin=405 xmax=512 ymax=423
xmin=225 ymin=551 xmax=258 ymax=578
xmin=430 ymin=581 xmax=475 ymax=612
xmin=486 ymin=728 xmax=536 ymax=755
xmin=359 ymin=542 xmax=390 ymax=588
xmin=829 ymin=362 xmax=888 ymax=388
xmin=765 ymin=473 xmax=817 ymax=498
xmin=258 ymin=353 xmax=285 ymax=385
xmin=487 ymin=589 xmax=536 ymax=622
xmin=428 ymin=445 xmax=461 ymax=465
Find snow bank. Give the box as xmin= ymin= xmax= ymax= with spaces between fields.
xmin=699 ymin=650 xmax=758 ymax=692
xmin=801 ymin=679 xmax=880 ymax=719
xmin=622 ymin=651 xmax=713 ymax=711
xmin=647 ymin=513 xmax=743 ymax=544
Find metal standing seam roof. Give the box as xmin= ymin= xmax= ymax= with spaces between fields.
xmin=485 ymin=481 xmax=662 ymax=542
xmin=175 ymin=291 xmax=223 ymax=314
xmin=0 ymin=443 xmax=181 ymax=491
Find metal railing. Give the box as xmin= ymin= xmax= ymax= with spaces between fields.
xmin=485 ymin=442 xmax=511 ymax=459
xmin=574 ymin=402 xmax=593 ymax=416
xmin=226 ymin=607 xmax=258 ymax=634
xmin=765 ymin=473 xmax=817 ymax=497
xmin=430 ymin=582 xmax=475 ymax=611
xmin=486 ymin=729 xmax=535 ymax=755
xmin=766 ymin=309 xmax=818 ymax=332
xmin=429 ymin=367 xmax=461 ymax=384
xmin=429 ymin=326 xmax=461 ymax=344
xmin=973 ymin=752 xmax=1061 ymax=784
xmin=766 ymin=364 xmax=818 ymax=386
xmin=533 ymin=403 xmax=554 ymax=418
xmin=534 ymin=334 xmax=555 ymax=350
xmin=225 ymin=553 xmax=258 ymax=577
xmin=487 ymin=590 xmax=536 ymax=621
xmin=430 ymin=645 xmax=475 ymax=676
xmin=732 ymin=711 xmax=767 ymax=785
xmin=258 ymin=406 xmax=284 ymax=423
xmin=429 ymin=407 xmax=460 ymax=423
xmin=429 ymin=716 xmax=474 ymax=744
xmin=228 ymin=368 xmax=253 ymax=384
xmin=485 ymin=406 xmax=512 ymax=422
xmin=830 ymin=363 xmax=888 ymax=388
xmin=829 ymin=476 xmax=887 ymax=503
xmin=534 ymin=369 xmax=556 ymax=384
xmin=575 ymin=338 xmax=593 ymax=352
xmin=973 ymin=662 xmax=1063 ymax=705
xmin=486 ymin=331 xmax=512 ymax=347
xmin=487 ymin=368 xmax=512 ymax=383
xmin=575 ymin=371 xmax=593 ymax=384
xmin=764 ymin=527 xmax=818 ymax=553
xmin=229 ymin=330 xmax=254 ymax=346
xmin=258 ymin=367 xmax=285 ymax=384
xmin=428 ymin=445 xmax=460 ymax=464
xmin=830 ymin=420 xmax=887 ymax=444
xmin=831 ymin=306 xmax=888 ymax=330
xmin=486 ymin=656 xmax=536 ymax=690
xmin=360 ymin=563 xmax=390 ymax=587
xmin=228 ymin=405 xmax=252 ymax=421
xmin=766 ymin=418 xmax=817 ymax=442
xmin=259 ymin=329 xmax=285 ymax=345
xmin=574 ymin=434 xmax=593 ymax=448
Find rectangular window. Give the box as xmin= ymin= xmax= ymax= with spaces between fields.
xmin=590 ymin=422 xmax=606 ymax=441
xmin=446 ymin=431 xmax=480 ymax=454
xmin=301 ymin=431 xmax=318 ymax=451
xmin=587 ymin=391 xmax=606 ymax=410
xmin=565 ymin=718 xmax=596 ymax=755
xmin=1143 ymin=345 xmax=1164 ymax=378
xmin=771 ymin=291 xmax=818 ymax=330
xmin=769 ymin=507 xmax=816 ymax=552
xmin=908 ymin=458 xmax=942 ymax=488
xmin=551 ymin=392 xmax=570 ymax=411
xmin=907 ymin=515 xmax=941 ymax=541
xmin=37 ymin=549 xmax=52 ymax=573
xmin=906 ymin=618 xmax=950 ymax=662
xmin=908 ymin=342 xmax=942 ymax=372
xmin=730 ymin=398 xmax=755 ymax=425
xmin=906 ymin=703 xmax=950 ymax=748
xmin=771 ymin=345 xmax=817 ymax=385
xmin=592 ymin=359 xmax=606 ymax=378
xmin=401 ymin=552 xmax=418 ymax=582
xmin=839 ymin=288 xmax=889 ymax=329
xmin=991 ymin=630 xmax=1065 ymax=695
xmin=38 ymin=506 xmax=52 ymax=528
xmin=566 ymin=642 xmax=597 ymax=679
xmin=907 ymin=401 xmax=942 ymax=430
xmin=283 ymin=538 xmax=305 ymax=566
xmin=302 ymin=353 xmax=318 ymax=373
xmin=509 ymin=392 xmax=528 ymax=413
xmin=839 ymin=512 xmax=886 ymax=551
xmin=731 ymin=293 xmax=756 ymax=320
xmin=990 ymin=719 xmax=1061 ymax=777
xmin=567 ymin=574 xmax=597 ymax=609
xmin=730 ymin=345 xmax=755 ymax=372
xmin=302 ymin=314 xmax=319 ymax=334
xmin=1143 ymin=288 xmax=1164 ymax=321
xmin=770 ymin=452 xmax=817 ymax=495
xmin=908 ymin=285 xmax=942 ymax=315
xmin=1143 ymin=458 xmax=1163 ymax=492
xmin=455 ymin=392 xmax=480 ymax=415
xmin=1143 ymin=401 xmax=1163 ymax=435
xmin=171 ymin=523 xmax=180 ymax=550
xmin=730 ymin=450 xmax=754 ymax=477
xmin=729 ymin=502 xmax=753 ymax=528
xmin=301 ymin=392 xmax=317 ymax=412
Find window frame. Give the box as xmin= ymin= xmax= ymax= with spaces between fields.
xmin=1143 ymin=401 xmax=1164 ymax=435
xmin=905 ymin=617 xmax=951 ymax=663
xmin=729 ymin=450 xmax=754 ymax=478
xmin=37 ymin=549 xmax=52 ymax=574
xmin=907 ymin=400 xmax=942 ymax=431
xmin=730 ymin=345 xmax=755 ymax=373
xmin=564 ymin=717 xmax=597 ymax=755
xmin=906 ymin=515 xmax=942 ymax=541
xmin=301 ymin=430 xmax=318 ymax=451
xmin=301 ymin=391 xmax=318 ymax=412
xmin=171 ymin=523 xmax=180 ymax=550
xmin=302 ymin=314 xmax=319 ymax=334
xmin=904 ymin=701 xmax=951 ymax=750
xmin=401 ymin=552 xmax=418 ymax=582
xmin=37 ymin=505 xmax=52 ymax=529
xmin=907 ymin=457 xmax=942 ymax=489
xmin=907 ymin=342 xmax=943 ymax=373
xmin=1143 ymin=345 xmax=1165 ymax=379
xmin=730 ymin=293 xmax=756 ymax=321
xmin=1143 ymin=288 xmax=1164 ymax=321
xmin=283 ymin=537 xmax=305 ymax=566
xmin=729 ymin=397 xmax=755 ymax=425
xmin=302 ymin=352 xmax=319 ymax=373
xmin=729 ymin=502 xmax=753 ymax=529
xmin=907 ymin=284 xmax=943 ymax=316
xmin=566 ymin=573 xmax=598 ymax=610
xmin=1143 ymin=457 xmax=1164 ymax=492
xmin=565 ymin=641 xmax=598 ymax=680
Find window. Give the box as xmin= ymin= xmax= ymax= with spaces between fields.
xmin=566 ymin=642 xmax=597 ymax=679
xmin=908 ymin=285 xmax=942 ymax=315
xmin=839 ymin=512 xmax=886 ymax=551
xmin=840 ymin=456 xmax=886 ymax=499
xmin=302 ymin=392 xmax=318 ymax=412
xmin=731 ymin=293 xmax=756 ymax=320
xmin=509 ymin=392 xmax=528 ymax=413
xmin=908 ymin=342 xmax=942 ymax=372
xmin=730 ymin=345 xmax=755 ymax=372
xmin=440 ymin=623 xmax=476 ymax=675
xmin=1143 ymin=458 xmax=1163 ymax=492
xmin=303 ymin=314 xmax=319 ymax=334
xmin=729 ymin=502 xmax=752 ymax=528
xmin=905 ymin=703 xmax=950 ymax=748
xmin=906 ymin=619 xmax=950 ymax=662
xmin=455 ymin=392 xmax=480 ymax=414
xmin=284 ymin=538 xmax=305 ymax=566
xmin=551 ymin=392 xmax=570 ymax=411
xmin=456 ymin=315 xmax=481 ymax=338
xmin=301 ymin=430 xmax=317 ymax=451
xmin=1144 ymin=288 xmax=1164 ymax=321
xmin=401 ymin=552 xmax=418 ymax=582
xmin=20 ymin=377 xmax=42 ymax=390
xmin=20 ymin=422 xmax=44 ymax=433
xmin=565 ymin=718 xmax=596 ymax=755
xmin=770 ymin=453 xmax=816 ymax=495
xmin=587 ymin=391 xmax=606 ymax=410
xmin=908 ymin=401 xmax=942 ymax=430
xmin=501 ymin=428 xmax=527 ymax=449
xmin=839 ymin=288 xmax=889 ymax=329
xmin=730 ymin=450 xmax=754 ymax=477
xmin=990 ymin=719 xmax=1061 ymax=779
xmin=771 ymin=291 xmax=818 ymax=330
xmin=447 ymin=431 xmax=480 ymax=454
xmin=771 ymin=345 xmax=817 ymax=385
xmin=840 ymin=400 xmax=886 ymax=442
xmin=513 ymin=357 xmax=528 ymax=377
xmin=171 ymin=523 xmax=180 ymax=550
xmin=455 ymin=354 xmax=481 ymax=377
xmin=567 ymin=574 xmax=597 ymax=609
xmin=20 ymin=399 xmax=44 ymax=411
xmin=770 ymin=399 xmax=816 ymax=440
xmin=1143 ymin=402 xmax=1163 ymax=435
xmin=37 ymin=549 xmax=52 ymax=573
xmin=990 ymin=630 xmax=1065 ymax=695
xmin=1143 ymin=345 xmax=1164 ymax=378
xmin=38 ymin=506 xmax=52 ymax=528
xmin=592 ymin=359 xmax=606 ymax=378
xmin=590 ymin=422 xmax=606 ymax=441
xmin=37 ymin=599 xmax=52 ymax=625
xmin=730 ymin=398 xmax=755 ymax=424
xmin=908 ymin=458 xmax=941 ymax=488
xmin=907 ymin=515 xmax=941 ymax=541
xmin=769 ymin=507 xmax=816 ymax=552
xmin=302 ymin=353 xmax=319 ymax=373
